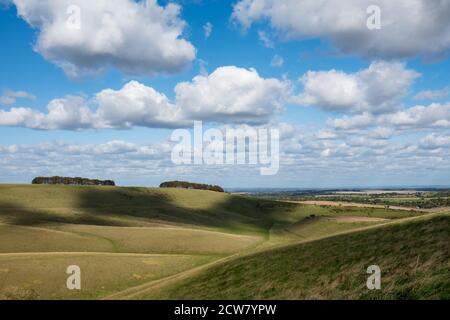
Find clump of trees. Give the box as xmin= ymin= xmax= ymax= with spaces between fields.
xmin=160 ymin=181 xmax=224 ymax=193
xmin=32 ymin=176 xmax=115 ymax=186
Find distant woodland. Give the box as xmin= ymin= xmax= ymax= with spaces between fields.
xmin=160 ymin=181 xmax=224 ymax=193
xmin=32 ymin=176 xmax=115 ymax=186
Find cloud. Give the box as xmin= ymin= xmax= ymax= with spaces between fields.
xmin=0 ymin=140 xmax=172 ymax=161
xmin=0 ymin=96 xmax=97 ymax=130
xmin=369 ymin=127 xmax=394 ymax=140
xmin=0 ymin=139 xmax=174 ymax=184
xmin=329 ymin=103 xmax=450 ymax=131
xmin=0 ymin=107 xmax=45 ymax=128
xmin=0 ymin=90 xmax=36 ymax=105
xmin=328 ymin=113 xmax=375 ymax=131
xmin=414 ymin=87 xmax=450 ymax=101
xmin=203 ymin=22 xmax=213 ymax=39
xmin=232 ymin=0 xmax=450 ymax=60
xmin=175 ymin=66 xmax=289 ymax=125
xmin=0 ymin=84 xmax=180 ymax=130
xmin=258 ymin=30 xmax=274 ymax=48
xmin=293 ymin=61 xmax=420 ymax=114
xmin=95 ymin=81 xmax=183 ymax=129
xmin=12 ymin=0 xmax=196 ymax=78
xmin=0 ymin=97 xmax=15 ymax=105
xmin=60 ymin=140 xmax=171 ymax=157
xmin=277 ymin=125 xmax=450 ymax=185
xmin=2 ymin=126 xmax=450 ymax=186
xmin=383 ymin=103 xmax=450 ymax=129
xmin=270 ymin=54 xmax=284 ymax=67
xmin=0 ymin=66 xmax=289 ymax=130
xmin=420 ymin=134 xmax=450 ymax=149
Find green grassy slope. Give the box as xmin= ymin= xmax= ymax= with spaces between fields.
xmin=145 ymin=214 xmax=449 ymax=300
xmin=270 ymin=216 xmax=385 ymax=242
xmin=0 ymin=185 xmax=414 ymax=239
xmin=0 ymin=185 xmax=432 ymax=299
xmin=0 ymin=185 xmax=280 ymax=236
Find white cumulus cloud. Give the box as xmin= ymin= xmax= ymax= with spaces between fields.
xmin=175 ymin=66 xmax=289 ymax=125
xmin=95 ymin=81 xmax=182 ymax=129
xmin=12 ymin=0 xmax=196 ymax=78
xmin=329 ymin=103 xmax=450 ymax=131
xmin=293 ymin=61 xmax=420 ymax=114
xmin=0 ymin=66 xmax=289 ymax=130
xmin=232 ymin=0 xmax=450 ymax=60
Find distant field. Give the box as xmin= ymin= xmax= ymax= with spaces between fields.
xmin=0 ymin=185 xmax=446 ymax=300
xmin=299 ymin=193 xmax=450 ymax=209
xmin=249 ymin=189 xmax=450 ymax=209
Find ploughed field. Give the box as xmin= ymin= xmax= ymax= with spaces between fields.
xmin=0 ymin=185 xmax=447 ymax=299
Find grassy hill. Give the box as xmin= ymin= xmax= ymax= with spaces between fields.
xmin=0 ymin=184 xmax=441 ymax=300
xmin=144 ymin=214 xmax=449 ymax=300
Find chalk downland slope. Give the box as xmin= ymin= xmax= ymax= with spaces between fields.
xmin=0 ymin=185 xmax=276 ymax=299
xmin=144 ymin=214 xmax=449 ymax=300
xmin=0 ymin=185 xmax=436 ymax=299
xmin=0 ymin=253 xmax=213 ymax=300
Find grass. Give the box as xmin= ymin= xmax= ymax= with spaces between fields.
xmin=271 ymin=203 xmax=421 ymax=224
xmin=144 ymin=214 xmax=449 ymax=300
xmin=0 ymin=184 xmax=442 ymax=300
xmin=0 ymin=224 xmax=264 ymax=255
xmin=0 ymin=185 xmax=276 ymax=235
xmin=55 ymin=225 xmax=265 ymax=255
xmin=0 ymin=224 xmax=116 ymax=254
xmin=0 ymin=185 xmax=280 ymax=299
xmin=271 ymin=216 xmax=384 ymax=242
xmin=0 ymin=253 xmax=213 ymax=300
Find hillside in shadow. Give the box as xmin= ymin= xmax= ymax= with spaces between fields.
xmin=0 ymin=185 xmax=297 ymax=236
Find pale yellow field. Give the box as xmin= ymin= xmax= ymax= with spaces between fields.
xmin=0 ymin=224 xmax=114 ymax=253
xmin=0 ymin=253 xmax=213 ymax=300
xmin=57 ymin=224 xmax=265 ymax=255
xmin=0 ymin=223 xmax=264 ymax=255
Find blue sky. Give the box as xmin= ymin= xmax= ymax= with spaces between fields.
xmin=0 ymin=0 xmax=450 ymax=188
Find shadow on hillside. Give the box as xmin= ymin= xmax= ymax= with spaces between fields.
xmin=0 ymin=201 xmax=127 ymax=227
xmin=0 ymin=187 xmax=297 ymax=235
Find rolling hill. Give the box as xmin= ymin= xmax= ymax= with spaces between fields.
xmin=0 ymin=184 xmax=445 ymax=300
xmin=141 ymin=214 xmax=450 ymax=300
